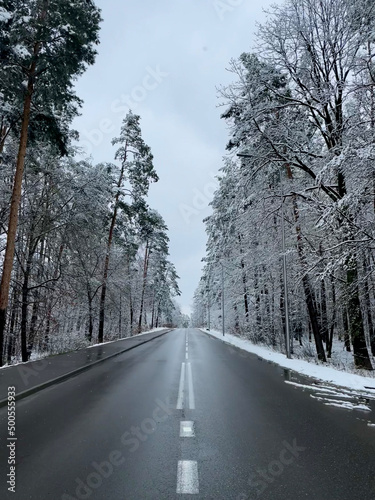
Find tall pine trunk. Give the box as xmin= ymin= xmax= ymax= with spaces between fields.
xmin=98 ymin=163 xmax=125 ymax=343
xmin=0 ymin=65 xmax=36 ymax=366
xmin=138 ymin=241 xmax=150 ymax=333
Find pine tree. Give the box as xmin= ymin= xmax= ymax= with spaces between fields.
xmin=0 ymin=0 xmax=101 ymax=365
xmin=97 ymin=111 xmax=159 ymax=343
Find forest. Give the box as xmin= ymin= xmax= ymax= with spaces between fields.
xmin=193 ymin=0 xmax=375 ymax=370
xmin=0 ymin=0 xmax=181 ymax=367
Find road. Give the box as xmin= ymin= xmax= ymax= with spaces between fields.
xmin=1 ymin=328 xmax=375 ymax=499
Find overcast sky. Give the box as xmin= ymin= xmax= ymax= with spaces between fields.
xmin=73 ymin=0 xmax=280 ymax=315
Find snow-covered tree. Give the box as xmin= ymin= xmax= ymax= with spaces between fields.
xmin=97 ymin=111 xmax=159 ymax=343
xmin=0 ymin=0 xmax=101 ymax=364
xmin=195 ymin=0 xmax=375 ymax=370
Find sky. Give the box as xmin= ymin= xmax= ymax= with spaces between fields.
xmin=73 ymin=0 xmax=280 ymax=315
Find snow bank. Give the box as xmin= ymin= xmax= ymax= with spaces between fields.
xmin=87 ymin=327 xmax=168 ymax=348
xmin=200 ymin=328 xmax=375 ymax=394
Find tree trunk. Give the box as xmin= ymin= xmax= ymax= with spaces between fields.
xmin=301 ymin=273 xmax=326 ymax=361
xmin=238 ymin=235 xmax=249 ymax=322
xmin=151 ymin=293 xmax=155 ymax=329
xmin=155 ymin=305 xmax=160 ymax=328
xmin=138 ymin=241 xmax=150 ymax=333
xmin=363 ymin=254 xmax=375 ymax=356
xmin=87 ymin=291 xmax=94 ymax=342
xmin=21 ymin=262 xmax=30 ymax=362
xmin=0 ymin=75 xmax=35 ymax=366
xmin=98 ymin=163 xmax=125 ymax=343
xmin=6 ymin=285 xmax=19 ymax=364
xmin=28 ymin=291 xmax=40 ymax=356
xmin=343 ymin=310 xmax=351 ymax=352
xmin=285 ymin=164 xmax=326 ymax=362
xmin=347 ymin=263 xmax=373 ymax=369
xmin=279 ymin=272 xmax=285 ymax=344
xmin=21 ymin=233 xmax=39 ymax=361
xmin=0 ymin=124 xmax=11 ymax=155
xmin=327 ymin=276 xmax=336 ymax=358
xmin=320 ymin=277 xmax=329 ymax=345
xmin=118 ymin=294 xmax=122 ymax=338
xmin=130 ymin=300 xmax=134 ymax=336
xmin=98 ymin=278 xmax=108 ymax=344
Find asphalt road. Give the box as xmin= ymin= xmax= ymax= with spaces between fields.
xmin=0 ymin=329 xmax=171 ymax=404
xmin=1 ymin=328 xmax=375 ymax=499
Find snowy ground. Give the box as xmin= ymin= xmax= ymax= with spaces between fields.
xmin=200 ymin=328 xmax=375 ymax=395
xmin=87 ymin=327 xmax=168 ymax=348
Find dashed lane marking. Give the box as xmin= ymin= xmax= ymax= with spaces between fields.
xmin=177 ymin=460 xmax=199 ymax=494
xmin=180 ymin=421 xmax=195 ymax=437
xmin=177 ymin=363 xmax=185 ymax=410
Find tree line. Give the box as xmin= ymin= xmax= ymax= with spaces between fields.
xmin=0 ymin=0 xmax=181 ymax=366
xmin=193 ymin=0 xmax=375 ymax=370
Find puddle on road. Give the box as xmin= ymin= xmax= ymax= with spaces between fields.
xmin=282 ymin=368 xmax=375 ymax=426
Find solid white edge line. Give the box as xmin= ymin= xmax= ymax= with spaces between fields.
xmin=176 ymin=460 xmax=199 ymax=494
xmin=187 ymin=362 xmax=195 ymax=410
xmin=177 ymin=362 xmax=185 ymax=409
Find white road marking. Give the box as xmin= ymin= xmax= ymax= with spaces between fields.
xmin=176 ymin=461 xmax=199 ymax=494
xmin=187 ymin=363 xmax=195 ymax=410
xmin=177 ymin=363 xmax=185 ymax=409
xmin=180 ymin=421 xmax=195 ymax=437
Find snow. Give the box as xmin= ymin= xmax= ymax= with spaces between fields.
xmin=87 ymin=327 xmax=167 ymax=348
xmin=0 ymin=328 xmax=169 ymax=369
xmin=322 ymin=401 xmax=371 ymax=411
xmin=0 ymin=7 xmax=12 ymax=21
xmin=13 ymin=44 xmax=30 ymax=58
xmin=0 ymin=352 xmax=49 ymax=371
xmin=60 ymin=24 xmax=76 ymax=35
xmin=285 ymin=381 xmax=345 ymax=394
xmin=200 ymin=328 xmax=375 ymax=395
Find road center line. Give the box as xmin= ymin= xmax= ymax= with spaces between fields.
xmin=176 ymin=461 xmax=199 ymax=494
xmin=180 ymin=421 xmax=195 ymax=437
xmin=187 ymin=362 xmax=195 ymax=410
xmin=177 ymin=363 xmax=185 ymax=409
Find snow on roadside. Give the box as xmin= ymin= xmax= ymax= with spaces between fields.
xmin=87 ymin=327 xmax=168 ymax=348
xmin=0 ymin=327 xmax=170 ymax=369
xmin=200 ymin=328 xmax=375 ymax=395
xmin=0 ymin=352 xmax=50 ymax=371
